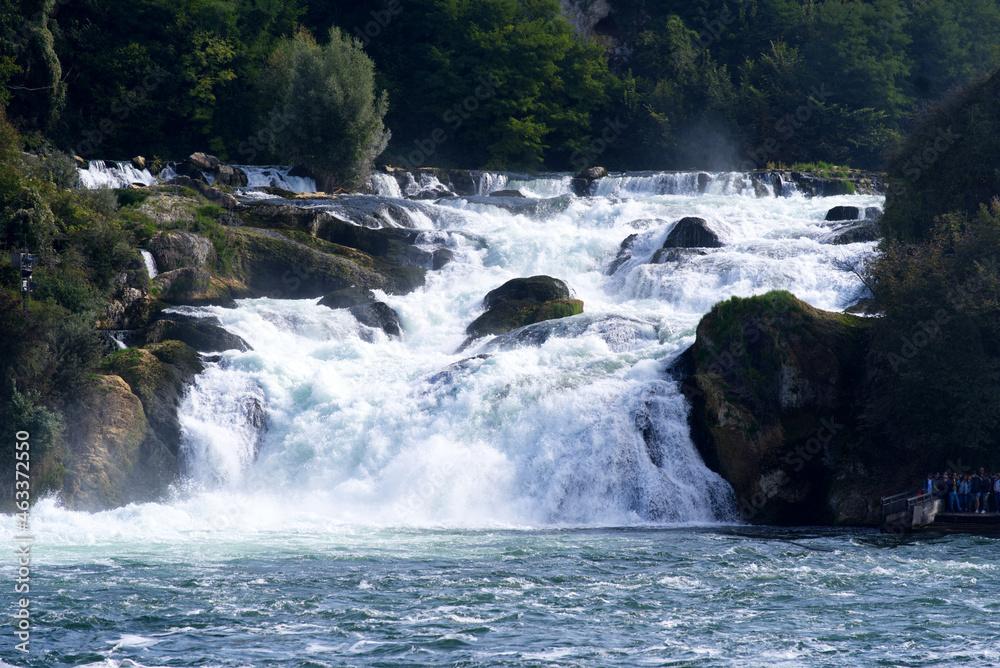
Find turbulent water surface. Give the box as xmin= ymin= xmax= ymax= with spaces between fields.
xmin=8 ymin=170 xmax=996 ymax=667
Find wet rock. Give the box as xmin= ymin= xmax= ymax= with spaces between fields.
xmin=484 ymin=276 xmax=570 ymax=309
xmin=822 ymin=218 xmax=880 ymax=245
xmin=490 ymin=189 xmax=525 ymax=198
xmin=131 ymin=156 xmax=146 ymax=170
xmin=661 ymin=217 xmax=722 ymax=249
xmin=825 ymin=205 xmax=861 ymax=221
xmin=215 ymin=164 xmax=248 ymax=187
xmin=350 ymin=301 xmax=402 ymax=338
xmin=103 ymin=341 xmax=204 ymax=461
xmin=606 ymin=234 xmax=638 ymax=275
xmin=153 ymin=267 xmax=237 ymax=307
xmin=145 ymin=318 xmax=250 ymax=352
xmin=61 ymin=375 xmax=154 ymax=511
xmin=679 ymin=291 xmax=871 ymax=525
xmin=319 ymin=287 xmax=377 ymax=310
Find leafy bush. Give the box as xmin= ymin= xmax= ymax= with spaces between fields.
xmin=258 ymin=27 xmax=390 ymax=189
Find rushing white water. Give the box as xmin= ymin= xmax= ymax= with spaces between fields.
xmin=77 ymin=160 xmax=157 ymax=188
xmin=150 ymin=174 xmax=877 ymax=531
xmin=46 ymin=169 xmax=879 ymax=535
xmin=140 ymin=249 xmax=158 ymax=278
xmin=77 ymin=162 xmax=317 ymax=193
xmin=235 ymin=165 xmax=316 ymax=192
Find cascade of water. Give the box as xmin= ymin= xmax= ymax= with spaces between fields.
xmin=77 ymin=160 xmax=156 ymax=189
xmin=140 ymin=249 xmax=158 ymax=278
xmin=168 ymin=183 xmax=879 ymax=528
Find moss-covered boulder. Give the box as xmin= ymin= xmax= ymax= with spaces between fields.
xmin=679 ymin=291 xmax=871 ymax=525
xmin=152 ymin=266 xmax=239 ymax=307
xmin=466 ymin=276 xmax=583 ymax=341
xmin=224 ymin=227 xmax=425 ymax=298
xmin=145 ymin=318 xmax=250 ymax=352
xmin=61 ymin=375 xmax=155 ymax=510
xmin=102 ymin=341 xmax=203 ymax=460
xmin=483 ymin=276 xmax=570 ymax=309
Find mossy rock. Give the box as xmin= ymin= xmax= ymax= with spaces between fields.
xmin=145 ymin=318 xmax=250 ymax=352
xmin=483 ymin=276 xmax=570 ymax=309
xmin=152 ymin=267 xmax=237 ymax=307
xmin=533 ymin=298 xmax=584 ymax=322
xmin=466 ymin=298 xmax=584 ymax=339
xmin=225 ymin=227 xmax=425 ymax=297
xmin=102 ymin=341 xmax=203 ymax=458
xmin=61 ymin=375 xmax=153 ymax=511
xmin=680 ymin=291 xmax=872 ymax=525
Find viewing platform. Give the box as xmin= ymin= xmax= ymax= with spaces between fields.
xmin=881 ymin=491 xmax=1000 ymax=535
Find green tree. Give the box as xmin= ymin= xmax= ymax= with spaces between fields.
xmin=258 ymin=27 xmax=390 ymax=189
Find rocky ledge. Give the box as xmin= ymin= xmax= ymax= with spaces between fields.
xmin=675 ymin=291 xmax=880 ymax=525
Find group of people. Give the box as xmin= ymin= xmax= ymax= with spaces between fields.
xmin=924 ymin=468 xmax=1000 ymax=513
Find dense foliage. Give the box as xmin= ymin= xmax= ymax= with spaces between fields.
xmin=257 ymin=27 xmax=390 ymax=189
xmin=4 ymin=0 xmax=1000 ymax=170
xmin=865 ymin=69 xmax=1000 ymax=469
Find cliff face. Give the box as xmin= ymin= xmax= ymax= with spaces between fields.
xmin=679 ymin=291 xmax=878 ymax=525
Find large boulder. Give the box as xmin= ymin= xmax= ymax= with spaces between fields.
xmin=465 ymin=276 xmax=582 ymax=342
xmin=678 ymin=291 xmax=872 ymax=525
xmin=825 ymin=205 xmax=861 ymax=221
xmin=822 ymin=218 xmax=880 ymax=245
xmin=661 ymin=217 xmax=722 ymax=249
xmin=61 ymin=375 xmax=154 ymax=511
xmin=102 ymin=341 xmax=204 ymax=462
xmin=147 ymin=231 xmax=216 ymax=272
xmin=145 ymin=318 xmax=251 ymax=352
xmin=152 ymin=267 xmax=240 ymax=307
xmin=571 ymin=166 xmax=608 ymax=196
xmin=483 ymin=275 xmax=570 ymax=309
xmin=214 ymin=164 xmax=248 ymax=188
xmin=225 ymin=227 xmax=425 ymax=298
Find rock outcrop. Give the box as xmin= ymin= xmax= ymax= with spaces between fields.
xmin=678 ymin=291 xmax=871 ymax=525
xmin=465 ymin=276 xmax=583 ymax=342
xmin=62 ymin=375 xmax=154 ymax=511
xmin=102 ymin=341 xmax=204 ymax=463
xmin=145 ymin=317 xmax=251 ymax=352
xmin=661 ymin=217 xmax=722 ymax=249
xmin=148 ymin=231 xmax=216 ymax=272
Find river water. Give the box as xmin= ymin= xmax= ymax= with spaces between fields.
xmin=7 ymin=170 xmax=996 ymax=667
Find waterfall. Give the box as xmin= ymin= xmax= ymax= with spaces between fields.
xmin=140 ymin=249 xmax=158 ymax=278
xmin=167 ymin=178 xmax=879 ymax=527
xmin=77 ymin=160 xmax=156 ymax=189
